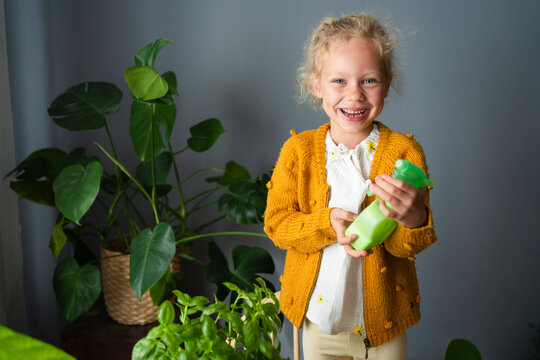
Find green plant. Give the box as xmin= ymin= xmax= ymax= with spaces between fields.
xmin=4 ymin=38 xmax=274 ymax=322
xmin=0 ymin=326 xmax=75 ymax=360
xmin=445 ymin=338 xmax=481 ymax=360
xmin=132 ymin=278 xmax=288 ymax=360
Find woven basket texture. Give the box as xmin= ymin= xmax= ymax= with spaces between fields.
xmin=100 ymin=245 xmax=180 ymax=325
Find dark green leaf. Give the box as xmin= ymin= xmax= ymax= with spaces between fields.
xmin=187 ymin=118 xmax=225 ymax=152
xmin=445 ymin=339 xmax=482 ymax=360
xmin=135 ymin=151 xmax=172 ymax=186
xmin=57 ymin=147 xmax=99 ymax=175
xmin=150 ymin=268 xmax=182 ymax=305
xmin=52 ymin=258 xmax=101 ymax=323
xmin=48 ymin=82 xmax=122 ymax=131
xmin=221 ymin=161 xmax=251 ymax=185
xmin=5 ymin=148 xmax=66 ymax=181
xmin=129 ymin=101 xmax=176 ymax=162
xmin=65 ymin=229 xmax=96 ymax=266
xmin=130 ymin=223 xmax=176 ymax=300
xmin=0 ymin=325 xmax=75 ymax=360
xmin=9 ymin=181 xmax=55 ymax=206
xmin=124 ymin=66 xmax=168 ymax=101
xmin=49 ymin=222 xmax=67 ymax=259
xmin=218 ymin=181 xmax=266 ymax=224
xmin=53 ymin=161 xmax=103 ymax=224
xmin=161 ymin=71 xmax=178 ymax=95
xmin=134 ymin=38 xmax=172 ymax=67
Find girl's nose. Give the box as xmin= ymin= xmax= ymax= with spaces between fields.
xmin=347 ymin=84 xmax=366 ymax=101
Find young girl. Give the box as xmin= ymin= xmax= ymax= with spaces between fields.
xmin=264 ymin=13 xmax=436 ymax=359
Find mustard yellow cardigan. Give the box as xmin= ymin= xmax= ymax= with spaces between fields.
xmin=264 ymin=122 xmax=437 ymax=347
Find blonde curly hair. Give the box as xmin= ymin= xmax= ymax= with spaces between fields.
xmin=297 ymin=13 xmax=398 ymax=108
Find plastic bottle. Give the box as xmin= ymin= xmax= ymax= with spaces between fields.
xmin=345 ymin=159 xmax=434 ymax=251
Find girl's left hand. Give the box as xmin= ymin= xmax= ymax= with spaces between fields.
xmin=369 ymin=174 xmax=427 ymax=228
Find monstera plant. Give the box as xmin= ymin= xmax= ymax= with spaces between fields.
xmin=5 ymin=39 xmax=275 ymax=323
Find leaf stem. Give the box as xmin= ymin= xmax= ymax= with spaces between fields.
xmin=176 ymin=231 xmax=268 ymax=245
xmin=168 ymin=142 xmax=186 ymax=218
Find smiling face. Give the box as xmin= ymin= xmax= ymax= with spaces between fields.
xmin=312 ymin=36 xmax=391 ymax=148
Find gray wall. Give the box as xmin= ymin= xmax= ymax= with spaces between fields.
xmin=5 ymin=0 xmax=540 ymax=359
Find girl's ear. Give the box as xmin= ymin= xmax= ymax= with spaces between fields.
xmin=311 ymin=74 xmax=322 ymax=99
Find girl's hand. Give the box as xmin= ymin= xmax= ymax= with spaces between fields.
xmin=369 ymin=174 xmax=428 ymax=228
xmin=330 ymin=208 xmax=369 ymax=258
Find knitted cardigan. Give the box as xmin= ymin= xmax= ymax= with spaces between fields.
xmin=264 ymin=121 xmax=437 ymax=347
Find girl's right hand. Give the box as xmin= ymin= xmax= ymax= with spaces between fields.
xmin=330 ymin=208 xmax=369 ymax=258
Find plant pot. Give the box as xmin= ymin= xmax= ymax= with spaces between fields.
xmin=100 ymin=245 xmax=180 ymax=325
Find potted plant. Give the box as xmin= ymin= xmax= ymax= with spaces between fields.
xmin=4 ymin=38 xmax=275 ymax=324
xmin=132 ymin=278 xmax=288 ymax=360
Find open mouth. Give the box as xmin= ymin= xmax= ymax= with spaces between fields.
xmin=340 ymin=109 xmax=367 ymax=118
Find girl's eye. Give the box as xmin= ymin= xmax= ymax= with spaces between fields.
xmin=362 ymin=79 xmax=377 ymax=85
xmin=333 ymin=79 xmax=345 ymax=84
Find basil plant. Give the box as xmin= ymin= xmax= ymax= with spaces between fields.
xmin=5 ymin=39 xmax=274 ymax=323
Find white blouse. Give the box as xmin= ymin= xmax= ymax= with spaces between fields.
xmin=305 ymin=124 xmax=379 ymax=336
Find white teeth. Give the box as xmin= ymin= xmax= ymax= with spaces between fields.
xmin=342 ymin=109 xmax=367 ymax=117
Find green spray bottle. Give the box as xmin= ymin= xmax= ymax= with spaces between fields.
xmin=345 ymin=159 xmax=434 ymax=251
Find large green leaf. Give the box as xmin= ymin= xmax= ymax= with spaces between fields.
xmin=48 ymin=82 xmax=122 ymax=131
xmin=129 ymin=100 xmax=176 ymax=161
xmin=0 ymin=325 xmax=75 ymax=360
xmin=124 ymin=66 xmax=168 ymax=101
xmin=218 ymin=181 xmax=266 ymax=224
xmin=134 ymin=38 xmax=172 ymax=67
xmin=135 ymin=151 xmax=172 ymax=186
xmin=187 ymin=118 xmax=225 ymax=152
xmin=445 ymin=339 xmax=482 ymax=360
xmin=161 ymin=71 xmax=178 ymax=95
xmin=52 ymin=258 xmax=101 ymax=323
xmin=130 ymin=223 xmax=176 ymax=300
xmin=53 ymin=161 xmax=103 ymax=224
xmin=9 ymin=181 xmax=55 ymax=206
xmin=204 ymin=242 xmax=275 ymax=301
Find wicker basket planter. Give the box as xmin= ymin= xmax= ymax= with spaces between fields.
xmin=100 ymin=246 xmax=180 ymax=325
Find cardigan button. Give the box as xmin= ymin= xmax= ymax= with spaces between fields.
xmin=286 ymin=161 xmax=294 ymax=169
xmin=309 ymin=200 xmax=316 ymax=206
xmin=290 ymin=129 xmax=297 ymax=136
xmin=408 ymin=256 xmax=416 ymax=262
xmin=404 ymin=243 xmax=412 ymax=251
xmin=416 ymin=294 xmax=422 ymax=304
xmin=266 ymin=181 xmax=273 ymax=189
xmin=407 ymin=133 xmax=414 ymax=139
xmin=385 ymin=321 xmax=393 ymax=329
xmin=395 ymin=285 xmax=402 ymax=292
xmin=380 ymin=267 xmax=387 ymax=274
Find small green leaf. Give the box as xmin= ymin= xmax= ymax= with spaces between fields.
xmin=0 ymin=325 xmax=75 ymax=360
xmin=242 ymin=320 xmax=260 ymax=350
xmin=157 ymin=301 xmax=175 ymax=325
xmin=221 ymin=161 xmax=251 ymax=185
xmin=49 ymin=221 xmax=67 ymax=259
xmin=130 ymin=223 xmax=176 ymax=300
xmin=132 ymin=338 xmax=167 ymax=360
xmin=187 ymin=118 xmax=225 ymax=152
xmin=48 ymin=82 xmax=122 ymax=131
xmin=53 ymin=258 xmax=101 ymax=323
xmin=134 ymin=38 xmax=172 ymax=67
xmin=53 ymin=161 xmax=103 ymax=224
xmin=445 ymin=338 xmax=482 ymax=360
xmin=124 ymin=66 xmax=168 ymax=101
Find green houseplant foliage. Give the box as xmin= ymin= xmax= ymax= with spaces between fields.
xmin=132 ymin=278 xmax=289 ymax=360
xmin=5 ymin=39 xmax=274 ymax=323
xmin=445 ymin=338 xmax=482 ymax=360
xmin=0 ymin=326 xmax=75 ymax=360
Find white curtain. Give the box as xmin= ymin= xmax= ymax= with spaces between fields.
xmin=0 ymin=0 xmax=27 ymax=332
